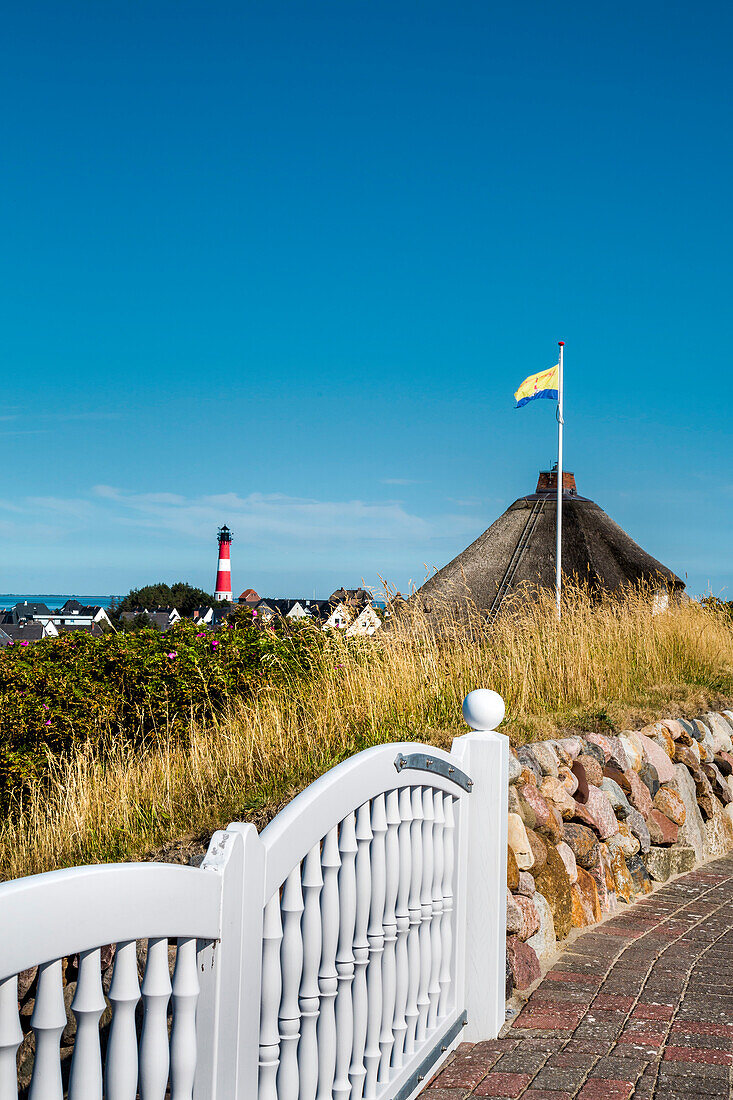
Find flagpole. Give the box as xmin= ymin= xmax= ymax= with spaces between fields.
xmin=556 ymin=341 xmax=564 ymax=618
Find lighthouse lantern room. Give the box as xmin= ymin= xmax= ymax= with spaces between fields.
xmin=214 ymin=525 xmax=233 ymax=602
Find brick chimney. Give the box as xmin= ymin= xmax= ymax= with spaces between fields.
xmin=536 ymin=468 xmax=577 ymax=495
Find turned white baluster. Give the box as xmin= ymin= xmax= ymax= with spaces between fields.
xmin=416 ymin=786 xmax=434 ymax=1042
xmin=297 ymin=845 xmax=323 ymax=1100
xmin=29 ymin=958 xmax=65 ymax=1100
xmin=106 ymin=940 xmax=140 ymax=1100
xmin=315 ymin=826 xmax=340 ymax=1100
xmin=69 ymin=948 xmax=105 ymax=1100
xmin=362 ymin=793 xmax=386 ymax=1099
xmin=438 ymin=794 xmax=456 ymax=1017
xmin=170 ymin=938 xmax=199 ymax=1100
xmin=277 ymin=865 xmax=305 ymax=1100
xmin=403 ymin=786 xmax=423 ymax=1055
xmin=349 ymin=802 xmax=372 ymax=1100
xmin=427 ymin=790 xmax=445 ymax=1028
xmin=259 ymin=895 xmax=284 ymax=1100
xmin=391 ymin=786 xmax=413 ymax=1069
xmin=0 ymin=974 xmax=22 ymax=1100
xmin=139 ymin=938 xmax=172 ymax=1100
xmin=332 ymin=812 xmax=358 ymax=1100
xmin=378 ymin=789 xmax=400 ymax=1083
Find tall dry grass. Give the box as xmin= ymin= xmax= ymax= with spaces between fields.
xmin=2 ymin=585 xmax=732 ymax=880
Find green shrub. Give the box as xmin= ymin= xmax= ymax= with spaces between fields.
xmin=0 ymin=608 xmax=324 ymax=806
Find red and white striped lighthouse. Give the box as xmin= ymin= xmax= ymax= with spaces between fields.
xmin=214 ymin=525 xmax=233 ymax=602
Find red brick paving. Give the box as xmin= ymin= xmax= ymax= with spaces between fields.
xmin=421 ymin=852 xmax=733 ymax=1099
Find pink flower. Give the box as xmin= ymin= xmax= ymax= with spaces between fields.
xmin=196 ymin=632 xmax=205 ymax=638
xmin=211 ymin=640 xmax=219 ymax=648
xmin=167 ymin=652 xmax=177 ymax=660
xmin=43 ymin=704 xmax=49 ymax=710
xmin=252 ymin=610 xmax=258 ymax=618
xmin=21 ymin=641 xmax=29 ymax=647
xmin=7 ymin=640 xmax=13 ymax=646
xmin=45 ymin=720 xmax=51 ymax=726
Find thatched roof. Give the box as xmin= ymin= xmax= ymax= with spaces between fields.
xmin=418 ymin=471 xmax=684 ymax=614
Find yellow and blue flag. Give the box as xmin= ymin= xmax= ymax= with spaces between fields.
xmin=514 ymin=364 xmax=559 ymax=408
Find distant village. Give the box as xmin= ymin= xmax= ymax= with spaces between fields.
xmin=0 ymin=587 xmax=391 ymax=647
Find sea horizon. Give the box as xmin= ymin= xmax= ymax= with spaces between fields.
xmin=0 ymin=594 xmax=118 ymax=611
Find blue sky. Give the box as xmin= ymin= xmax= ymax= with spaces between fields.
xmin=1 ymin=1 xmax=731 ymax=598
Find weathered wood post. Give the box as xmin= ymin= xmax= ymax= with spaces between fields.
xmin=451 ymin=690 xmax=509 ymax=1041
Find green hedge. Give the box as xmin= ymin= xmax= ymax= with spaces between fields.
xmin=0 ymin=609 xmax=322 ymax=805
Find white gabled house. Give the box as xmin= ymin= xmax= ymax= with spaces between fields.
xmin=344 ymin=605 xmax=382 ymax=637
xmin=322 ymin=602 xmax=351 ymax=630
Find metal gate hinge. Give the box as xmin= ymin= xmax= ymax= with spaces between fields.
xmin=393 ymin=751 xmax=473 ymax=792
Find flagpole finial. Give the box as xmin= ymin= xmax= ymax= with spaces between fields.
xmin=558 ymin=340 xmax=564 ymax=346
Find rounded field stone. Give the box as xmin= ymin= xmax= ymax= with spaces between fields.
xmin=653 ymin=787 xmax=686 ymax=826
xmin=600 ymin=776 xmax=632 ymax=818
xmin=533 ymin=842 xmax=573 ymax=940
xmin=576 ymin=753 xmax=603 ymax=787
xmin=584 ymin=785 xmax=620 ymax=840
xmin=625 ymin=853 xmax=653 ymax=894
xmin=506 ymin=889 xmax=522 ymax=935
xmin=580 ymin=741 xmax=606 ymax=767
xmin=514 ymin=894 xmax=541 ymax=941
xmin=517 ymin=870 xmax=536 ymax=896
xmin=619 ymin=732 xmax=644 ymax=771
xmin=558 ymin=764 xmax=579 ymax=795
xmin=506 ymin=934 xmax=541 ymax=990
xmin=519 ymin=782 xmax=554 ymax=830
xmin=562 ymin=822 xmax=600 ymax=869
xmin=508 ymin=813 xmax=534 ymax=870
xmin=571 ymin=867 xmax=602 ymax=927
xmin=555 ymin=736 xmax=583 ymax=759
xmin=637 ymin=732 xmax=676 ymax=783
xmin=526 ymin=891 xmax=557 ymax=962
xmin=507 ymin=845 xmax=520 ymax=891
xmin=571 ymin=760 xmax=590 ymax=805
xmin=625 ymin=807 xmax=651 ymax=853
xmin=585 ymin=732 xmax=613 ymax=762
xmin=646 ymin=808 xmax=678 ymax=846
xmin=525 ymin=827 xmax=548 ymax=871
xmin=555 ymin=840 xmax=578 ymax=883
xmin=530 ymin=742 xmax=560 ymax=777
xmin=517 ymin=747 xmax=543 ymax=783
xmin=639 ymin=761 xmax=660 ymax=799
xmin=607 ymin=822 xmax=640 ymax=859
xmin=540 ymin=776 xmax=577 ymax=820
xmin=609 ymin=846 xmax=633 ymax=902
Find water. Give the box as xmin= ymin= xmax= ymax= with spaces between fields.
xmin=0 ymin=594 xmax=118 ymax=611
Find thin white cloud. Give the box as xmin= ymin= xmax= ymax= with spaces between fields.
xmin=1 ymin=486 xmax=486 ymax=552
xmin=380 ymin=478 xmax=424 ymax=486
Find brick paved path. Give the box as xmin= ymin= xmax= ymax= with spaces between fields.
xmin=423 ymin=853 xmax=733 ymax=1100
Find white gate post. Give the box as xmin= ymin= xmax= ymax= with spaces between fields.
xmin=451 ymin=690 xmax=509 ymax=1041
xmin=194 ymin=822 xmax=265 ymax=1100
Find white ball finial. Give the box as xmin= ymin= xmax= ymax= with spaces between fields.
xmin=462 ymin=689 xmax=505 ymax=731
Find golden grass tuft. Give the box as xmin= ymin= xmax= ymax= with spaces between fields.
xmin=2 ymin=585 xmax=732 ymax=880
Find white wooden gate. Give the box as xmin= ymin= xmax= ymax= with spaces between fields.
xmin=0 ymin=690 xmax=508 ymax=1099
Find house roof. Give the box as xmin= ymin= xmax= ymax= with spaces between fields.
xmin=60 ymin=600 xmax=84 ymax=613
xmin=417 ymin=472 xmax=684 ymax=615
xmin=239 ymin=589 xmax=260 ymax=603
xmin=2 ymin=623 xmax=45 ymax=642
xmin=12 ymin=602 xmax=52 ymax=619
xmin=329 ymin=588 xmax=371 ymax=607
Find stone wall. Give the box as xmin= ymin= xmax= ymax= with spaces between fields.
xmin=505 ymin=710 xmax=733 ymax=994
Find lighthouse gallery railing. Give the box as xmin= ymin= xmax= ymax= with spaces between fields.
xmin=0 ymin=692 xmax=508 ymax=1100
